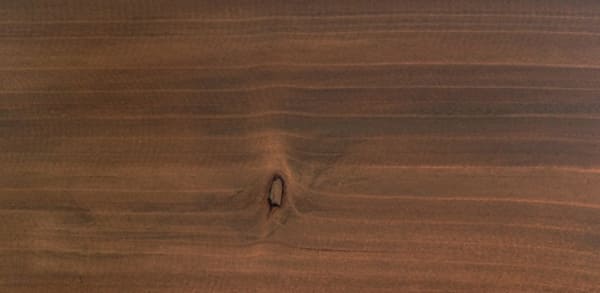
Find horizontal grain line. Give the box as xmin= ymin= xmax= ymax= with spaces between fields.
xmin=4 ymin=153 xmax=600 ymax=174
xmin=2 ymin=29 xmax=600 ymax=39
xmin=273 ymin=240 xmax=599 ymax=260
xmin=297 ymin=186 xmax=600 ymax=209
xmin=0 ymin=209 xmax=252 ymax=217
xmin=1 ymin=208 xmax=592 ymax=234
xmin=2 ymin=183 xmax=599 ymax=207
xmin=2 ymin=62 xmax=600 ymax=71
xmin=3 ymin=148 xmax=600 ymax=173
xmin=4 ymin=233 xmax=598 ymax=259
xmin=5 ymin=209 xmax=596 ymax=236
xmin=4 ymin=112 xmax=600 ymax=120
xmin=300 ymin=217 xmax=596 ymax=234
xmin=221 ymin=242 xmax=600 ymax=277
xmin=5 ymin=246 xmax=599 ymax=281
xmin=0 ymin=12 xmax=598 ymax=25
xmin=4 ymin=238 xmax=597 ymax=258
xmin=349 ymin=165 xmax=600 ymax=173
xmin=2 ymin=85 xmax=599 ymax=93
xmin=0 ymin=187 xmax=238 ymax=193
xmin=2 ymin=133 xmax=597 ymax=144
xmin=286 ymin=159 xmax=600 ymax=174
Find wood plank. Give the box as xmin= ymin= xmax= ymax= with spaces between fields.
xmin=1 ymin=1 xmax=599 ymax=292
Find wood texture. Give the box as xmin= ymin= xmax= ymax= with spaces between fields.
xmin=1 ymin=1 xmax=600 ymax=292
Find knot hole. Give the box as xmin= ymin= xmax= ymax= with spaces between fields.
xmin=268 ymin=175 xmax=285 ymax=210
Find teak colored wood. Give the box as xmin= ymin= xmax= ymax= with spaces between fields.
xmin=1 ymin=1 xmax=600 ymax=292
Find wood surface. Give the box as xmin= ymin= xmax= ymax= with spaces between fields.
xmin=1 ymin=1 xmax=600 ymax=292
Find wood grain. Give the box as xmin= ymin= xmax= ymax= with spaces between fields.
xmin=1 ymin=1 xmax=600 ymax=292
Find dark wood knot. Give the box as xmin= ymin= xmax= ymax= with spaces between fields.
xmin=268 ymin=175 xmax=285 ymax=210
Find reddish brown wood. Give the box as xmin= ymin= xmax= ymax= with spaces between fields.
xmin=1 ymin=1 xmax=600 ymax=292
